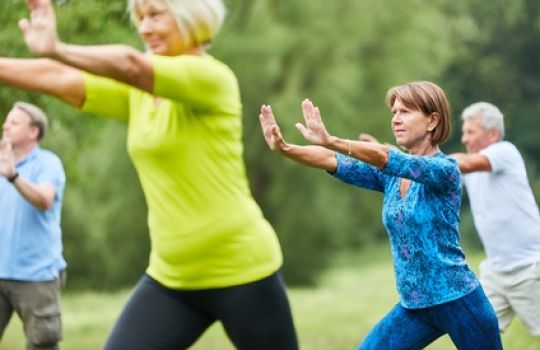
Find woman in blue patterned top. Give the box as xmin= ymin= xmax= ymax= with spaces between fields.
xmin=259 ymin=81 xmax=503 ymax=349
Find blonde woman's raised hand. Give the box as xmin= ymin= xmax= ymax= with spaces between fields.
xmin=259 ymin=105 xmax=290 ymax=153
xmin=19 ymin=0 xmax=59 ymax=57
xmin=295 ymin=99 xmax=333 ymax=146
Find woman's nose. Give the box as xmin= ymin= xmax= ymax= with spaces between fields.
xmin=138 ymin=18 xmax=152 ymax=35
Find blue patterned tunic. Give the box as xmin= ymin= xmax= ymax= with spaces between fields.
xmin=333 ymin=149 xmax=478 ymax=309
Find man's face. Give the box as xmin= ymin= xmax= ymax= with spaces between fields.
xmin=461 ymin=117 xmax=497 ymax=153
xmin=1 ymin=107 xmax=39 ymax=147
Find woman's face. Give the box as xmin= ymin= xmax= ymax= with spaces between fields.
xmin=391 ymin=98 xmax=435 ymax=153
xmin=136 ymin=0 xmax=185 ymax=55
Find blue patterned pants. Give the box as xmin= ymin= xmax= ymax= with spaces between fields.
xmin=358 ymin=286 xmax=503 ymax=350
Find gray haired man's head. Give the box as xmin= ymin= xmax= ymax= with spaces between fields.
xmin=461 ymin=102 xmax=505 ymax=140
xmin=13 ymin=101 xmax=49 ymax=140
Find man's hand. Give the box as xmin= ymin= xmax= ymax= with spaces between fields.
xmin=0 ymin=138 xmax=17 ymax=179
xmin=358 ymin=133 xmax=380 ymax=143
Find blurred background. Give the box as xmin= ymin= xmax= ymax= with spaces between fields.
xmin=1 ymin=0 xmax=539 ymax=290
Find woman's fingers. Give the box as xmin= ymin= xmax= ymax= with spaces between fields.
xmin=260 ymin=105 xmax=284 ymax=151
xmin=299 ymin=99 xmax=331 ymax=145
xmin=18 ymin=18 xmax=30 ymax=34
xmin=295 ymin=122 xmax=309 ymax=140
xmin=21 ymin=0 xmax=58 ymax=56
xmin=301 ymin=99 xmax=314 ymax=125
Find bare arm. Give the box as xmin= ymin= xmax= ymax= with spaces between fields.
xmin=20 ymin=0 xmax=153 ymax=92
xmin=52 ymin=44 xmax=153 ymax=93
xmin=0 ymin=57 xmax=84 ymax=107
xmin=296 ymin=99 xmax=389 ymax=169
xmin=12 ymin=177 xmax=56 ymax=211
xmin=451 ymin=153 xmax=492 ymax=173
xmin=259 ymin=105 xmax=337 ymax=171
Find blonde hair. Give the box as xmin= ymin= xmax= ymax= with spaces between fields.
xmin=128 ymin=0 xmax=226 ymax=48
xmin=13 ymin=101 xmax=49 ymax=140
xmin=386 ymin=81 xmax=452 ymax=145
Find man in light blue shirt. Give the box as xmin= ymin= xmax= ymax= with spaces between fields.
xmin=0 ymin=102 xmax=66 ymax=350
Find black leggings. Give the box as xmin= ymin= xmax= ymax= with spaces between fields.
xmin=104 ymin=272 xmax=299 ymax=350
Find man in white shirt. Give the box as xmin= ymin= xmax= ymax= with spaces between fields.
xmin=453 ymin=102 xmax=540 ymax=336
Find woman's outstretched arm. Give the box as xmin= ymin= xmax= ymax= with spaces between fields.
xmin=259 ymin=105 xmax=337 ymax=172
xmin=20 ymin=0 xmax=153 ymax=92
xmin=0 ymin=57 xmax=84 ymax=107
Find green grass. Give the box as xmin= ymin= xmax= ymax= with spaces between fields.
xmin=1 ymin=245 xmax=539 ymax=349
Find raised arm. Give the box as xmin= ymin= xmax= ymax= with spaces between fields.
xmin=296 ymin=99 xmax=389 ymax=169
xmin=20 ymin=0 xmax=153 ymax=92
xmin=259 ymin=105 xmax=337 ymax=172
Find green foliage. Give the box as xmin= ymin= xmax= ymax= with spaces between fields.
xmin=443 ymin=0 xmax=540 ymax=161
xmin=442 ymin=0 xmax=540 ymax=230
xmin=0 ymin=0 xmax=538 ymax=289
xmin=214 ymin=0 xmax=475 ymax=284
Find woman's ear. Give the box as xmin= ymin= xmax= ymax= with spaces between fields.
xmin=428 ymin=112 xmax=440 ymax=131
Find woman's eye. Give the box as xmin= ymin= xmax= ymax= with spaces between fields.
xmin=140 ymin=10 xmax=162 ymax=21
xmin=150 ymin=10 xmax=165 ymax=18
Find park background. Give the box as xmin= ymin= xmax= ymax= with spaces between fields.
xmin=1 ymin=0 xmax=540 ymax=349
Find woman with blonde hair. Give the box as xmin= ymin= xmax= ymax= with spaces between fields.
xmin=0 ymin=0 xmax=298 ymax=349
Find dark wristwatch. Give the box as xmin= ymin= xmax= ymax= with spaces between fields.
xmin=7 ymin=172 xmax=19 ymax=183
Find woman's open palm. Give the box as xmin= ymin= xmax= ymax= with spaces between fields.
xmin=259 ymin=105 xmax=289 ymax=152
xmin=295 ymin=99 xmax=332 ymax=146
xmin=19 ymin=0 xmax=59 ymax=57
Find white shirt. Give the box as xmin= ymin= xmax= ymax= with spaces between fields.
xmin=463 ymin=141 xmax=540 ymax=272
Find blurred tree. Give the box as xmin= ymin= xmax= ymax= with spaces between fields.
xmin=442 ymin=0 xmax=540 ymax=248
xmin=215 ymin=0 xmax=473 ymax=284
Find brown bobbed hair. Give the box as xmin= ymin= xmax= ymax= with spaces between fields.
xmin=385 ymin=81 xmax=452 ymax=145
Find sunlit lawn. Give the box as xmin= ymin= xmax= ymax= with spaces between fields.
xmin=1 ymin=245 xmax=539 ymax=349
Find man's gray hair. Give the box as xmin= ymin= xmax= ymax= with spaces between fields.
xmin=461 ymin=101 xmax=505 ymax=140
xmin=13 ymin=101 xmax=49 ymax=140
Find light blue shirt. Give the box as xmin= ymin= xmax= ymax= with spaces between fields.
xmin=0 ymin=146 xmax=66 ymax=281
xmin=333 ymin=149 xmax=478 ymax=308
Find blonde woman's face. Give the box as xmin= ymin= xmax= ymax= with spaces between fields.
xmin=136 ymin=0 xmax=185 ymax=55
